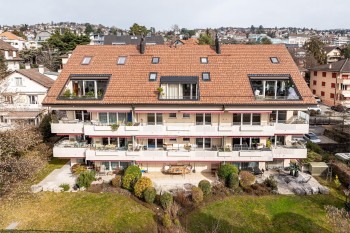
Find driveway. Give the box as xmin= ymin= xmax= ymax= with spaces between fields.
xmin=36 ymin=163 xmax=76 ymax=191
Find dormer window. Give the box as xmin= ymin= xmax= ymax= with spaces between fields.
xmin=200 ymin=57 xmax=208 ymax=64
xmin=117 ymin=56 xmax=127 ymax=65
xmin=152 ymin=57 xmax=160 ymax=64
xmin=159 ymin=76 xmax=199 ymax=100
xmin=82 ymin=56 xmax=92 ymax=65
xmin=149 ymin=72 xmax=157 ymax=81
xmin=202 ymin=72 xmax=210 ymax=81
xmin=270 ymin=57 xmax=279 ymax=64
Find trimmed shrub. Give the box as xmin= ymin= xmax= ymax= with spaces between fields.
xmin=212 ymin=182 xmax=230 ymax=196
xmin=227 ymin=173 xmax=239 ymax=189
xmin=133 ymin=177 xmax=153 ymax=198
xmin=76 ymin=170 xmax=96 ymax=188
xmin=191 ymin=187 xmax=204 ymax=204
xmin=124 ymin=165 xmax=142 ymax=180
xmin=122 ymin=173 xmax=136 ymax=191
xmin=174 ymin=190 xmax=191 ymax=207
xmin=198 ymin=180 xmax=211 ymax=196
xmin=239 ymin=171 xmax=256 ymax=188
xmin=111 ymin=176 xmax=121 ymax=187
xmin=144 ymin=187 xmax=156 ymax=204
xmin=218 ymin=164 xmax=238 ymax=180
xmin=162 ymin=213 xmax=172 ymax=228
xmin=160 ymin=192 xmax=173 ymax=210
xmin=174 ymin=218 xmax=181 ymax=227
xmin=263 ymin=175 xmax=278 ymax=191
xmin=59 ymin=183 xmax=70 ymax=191
xmin=71 ymin=164 xmax=87 ymax=175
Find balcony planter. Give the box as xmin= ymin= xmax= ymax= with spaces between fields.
xmin=110 ymin=123 xmax=119 ymax=131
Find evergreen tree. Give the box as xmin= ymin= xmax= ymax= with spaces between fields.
xmin=304 ymin=37 xmax=327 ymax=65
xmin=198 ymin=30 xmax=214 ymax=45
xmin=129 ymin=23 xmax=149 ymax=35
xmin=0 ymin=54 xmax=9 ymax=80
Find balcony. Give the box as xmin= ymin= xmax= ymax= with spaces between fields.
xmin=51 ymin=121 xmax=84 ymax=134
xmin=339 ymin=79 xmax=350 ymax=85
xmin=272 ymin=146 xmax=307 ymax=159
xmin=53 ymin=139 xmax=88 ymax=158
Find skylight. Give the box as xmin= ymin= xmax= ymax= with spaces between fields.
xmin=81 ymin=56 xmax=92 ymax=65
xmin=270 ymin=57 xmax=279 ymax=64
xmin=117 ymin=56 xmax=127 ymax=65
xmin=200 ymin=57 xmax=208 ymax=64
xmin=152 ymin=57 xmax=160 ymax=64
xmin=202 ymin=72 xmax=210 ymax=81
xmin=149 ymin=72 xmax=157 ymax=81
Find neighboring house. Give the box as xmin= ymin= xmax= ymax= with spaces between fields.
xmin=173 ymin=38 xmax=198 ymax=46
xmin=288 ymin=34 xmax=310 ymax=47
xmin=310 ymin=59 xmax=350 ymax=107
xmin=89 ymin=34 xmax=104 ymax=45
xmin=35 ymin=31 xmax=51 ymax=45
xmin=0 ymin=66 xmax=54 ymax=126
xmin=323 ymin=46 xmax=342 ymax=63
xmin=43 ymin=42 xmax=315 ymax=172
xmin=333 ymin=36 xmax=350 ymax=47
xmin=0 ymin=31 xmax=26 ymax=50
xmin=104 ymin=34 xmax=164 ymax=45
xmin=0 ymin=39 xmax=22 ymax=71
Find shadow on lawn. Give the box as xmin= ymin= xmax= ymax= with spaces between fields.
xmin=187 ymin=211 xmax=330 ymax=233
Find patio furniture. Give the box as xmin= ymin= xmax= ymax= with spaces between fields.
xmin=163 ymin=165 xmax=192 ymax=174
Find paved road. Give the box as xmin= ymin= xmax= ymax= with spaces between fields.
xmin=309 ymin=125 xmax=337 ymax=144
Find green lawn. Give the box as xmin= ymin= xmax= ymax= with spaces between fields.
xmin=186 ymin=194 xmax=344 ymax=233
xmin=0 ymin=192 xmax=157 ymax=232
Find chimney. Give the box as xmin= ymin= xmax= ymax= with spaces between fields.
xmin=25 ymin=63 xmax=30 ymax=69
xmin=215 ymin=33 xmax=221 ymax=54
xmin=38 ymin=65 xmax=44 ymax=74
xmin=140 ymin=34 xmax=145 ymax=54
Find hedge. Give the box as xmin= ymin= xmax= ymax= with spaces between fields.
xmin=198 ymin=180 xmax=211 ymax=196
xmin=331 ymin=161 xmax=350 ymax=186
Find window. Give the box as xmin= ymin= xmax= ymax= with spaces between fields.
xmin=330 ymin=93 xmax=335 ymax=99
xmin=332 ymin=73 xmax=337 ymax=78
xmin=5 ymin=95 xmax=13 ymax=104
xmin=233 ymin=113 xmax=241 ymax=125
xmin=322 ymin=72 xmax=326 ymax=77
xmin=28 ymin=95 xmax=38 ymax=104
xmin=200 ymin=57 xmax=208 ymax=64
xmin=152 ymin=57 xmax=159 ymax=64
xmin=313 ymin=80 xmax=317 ymax=85
xmin=270 ymin=57 xmax=279 ymax=64
xmin=147 ymin=113 xmax=163 ymax=125
xmin=81 ymin=56 xmax=92 ymax=65
xmin=159 ymin=76 xmax=199 ymax=100
xmin=342 ymin=75 xmax=349 ymax=79
xmin=322 ymin=82 xmax=326 ymax=86
xmin=60 ymin=76 xmax=109 ymax=100
xmin=15 ymin=77 xmax=22 ymax=86
xmin=117 ymin=56 xmax=126 ymax=65
xmin=98 ymin=112 xmax=127 ymax=125
xmin=314 ymin=71 xmax=317 ymax=76
xmin=331 ymin=83 xmax=335 ymax=88
xmin=270 ymin=110 xmax=286 ymax=123
xmin=169 ymin=113 xmax=176 ymax=118
xmin=312 ymin=90 xmax=316 ymax=94
xmin=149 ymin=72 xmax=157 ymax=81
xmin=183 ymin=138 xmax=190 ymax=142
xmin=202 ymin=72 xmax=210 ymax=81
xmin=183 ymin=113 xmax=190 ymax=118
xmin=169 ymin=138 xmax=177 ymax=143
xmin=321 ymin=91 xmax=325 ymax=96
xmin=250 ymin=76 xmax=300 ymax=100
xmin=195 ymin=138 xmax=211 ymax=149
xmin=196 ymin=113 xmax=211 ymax=125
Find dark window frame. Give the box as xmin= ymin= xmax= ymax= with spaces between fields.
xmin=200 ymin=57 xmax=208 ymax=64
xmin=270 ymin=57 xmax=279 ymax=64
xmin=202 ymin=72 xmax=210 ymax=81
xmin=152 ymin=57 xmax=160 ymax=64
xmin=81 ymin=56 xmax=92 ymax=65
xmin=117 ymin=56 xmax=127 ymax=65
xmin=149 ymin=72 xmax=158 ymax=81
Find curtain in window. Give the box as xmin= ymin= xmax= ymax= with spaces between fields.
xmin=109 ymin=113 xmax=117 ymax=124
xmin=99 ymin=113 xmax=108 ymax=124
xmin=168 ymin=84 xmax=179 ymax=99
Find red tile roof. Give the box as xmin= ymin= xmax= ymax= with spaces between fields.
xmin=43 ymin=44 xmax=315 ymax=106
xmin=17 ymin=68 xmax=54 ymax=88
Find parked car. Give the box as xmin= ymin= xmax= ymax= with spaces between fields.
xmin=331 ymin=105 xmax=349 ymax=112
xmin=303 ymin=133 xmax=321 ymax=143
xmin=307 ymin=105 xmax=322 ymax=114
xmin=313 ymin=95 xmax=322 ymax=103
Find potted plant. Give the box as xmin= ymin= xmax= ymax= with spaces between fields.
xmin=110 ymin=123 xmax=119 ymax=131
xmin=63 ymin=89 xmax=71 ymax=98
xmin=266 ymin=139 xmax=271 ymax=148
xmin=157 ymin=87 xmax=164 ymax=96
xmin=126 ymin=122 xmax=133 ymax=126
xmin=224 ymin=146 xmax=231 ymax=152
xmin=97 ymin=90 xmax=103 ymax=97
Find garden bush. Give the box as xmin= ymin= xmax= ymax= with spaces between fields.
xmin=122 ymin=173 xmax=136 ymax=191
xmin=59 ymin=183 xmax=70 ymax=191
xmin=144 ymin=187 xmax=156 ymax=204
xmin=162 ymin=213 xmax=172 ymax=228
xmin=133 ymin=177 xmax=153 ymax=198
xmin=174 ymin=190 xmax=191 ymax=207
xmin=124 ymin=165 xmax=142 ymax=179
xmin=191 ymin=187 xmax=204 ymax=204
xmin=76 ymin=170 xmax=96 ymax=188
xmin=160 ymin=192 xmax=173 ymax=210
xmin=239 ymin=171 xmax=256 ymax=188
xmin=198 ymin=180 xmax=211 ymax=196
xmin=331 ymin=161 xmax=350 ymax=186
xmin=212 ymin=182 xmax=230 ymax=196
xmin=263 ymin=175 xmax=278 ymax=191
xmin=111 ymin=176 xmax=121 ymax=187
xmin=218 ymin=164 xmax=238 ymax=180
xmin=250 ymin=183 xmax=271 ymax=196
xmin=71 ymin=164 xmax=87 ymax=175
xmin=227 ymin=173 xmax=239 ymax=189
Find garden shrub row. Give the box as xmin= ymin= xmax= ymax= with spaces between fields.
xmin=331 ymin=161 xmax=350 ymax=186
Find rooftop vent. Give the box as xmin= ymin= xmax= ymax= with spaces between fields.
xmin=140 ymin=35 xmax=145 ymax=54
xmin=215 ymin=33 xmax=221 ymax=54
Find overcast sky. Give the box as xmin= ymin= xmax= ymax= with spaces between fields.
xmin=1 ymin=0 xmax=349 ymax=30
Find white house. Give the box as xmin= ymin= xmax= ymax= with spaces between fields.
xmin=0 ymin=32 xmax=26 ymax=51
xmin=0 ymin=67 xmax=54 ymax=126
xmin=0 ymin=39 xmax=22 ymax=71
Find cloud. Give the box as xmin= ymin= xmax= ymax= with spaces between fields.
xmin=0 ymin=0 xmax=349 ymax=30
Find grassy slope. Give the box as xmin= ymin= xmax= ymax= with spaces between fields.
xmin=0 ymin=192 xmax=157 ymax=232
xmin=186 ymin=194 xmax=343 ymax=233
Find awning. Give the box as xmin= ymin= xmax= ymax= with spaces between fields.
xmin=342 ymin=93 xmax=350 ymax=98
xmin=56 ymin=133 xmax=83 ymax=136
xmin=160 ymin=76 xmax=198 ymax=84
xmin=90 ymin=136 xmax=132 ymax=138
xmin=228 ymin=111 xmax=272 ymax=114
xmin=228 ymin=136 xmax=270 ymax=138
xmin=135 ymin=136 xmax=177 ymax=139
xmin=87 ymin=109 xmax=131 ymax=113
xmin=4 ymin=111 xmax=40 ymax=119
xmin=135 ymin=110 xmax=178 ymax=113
xmin=180 ymin=110 xmax=224 ymax=114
